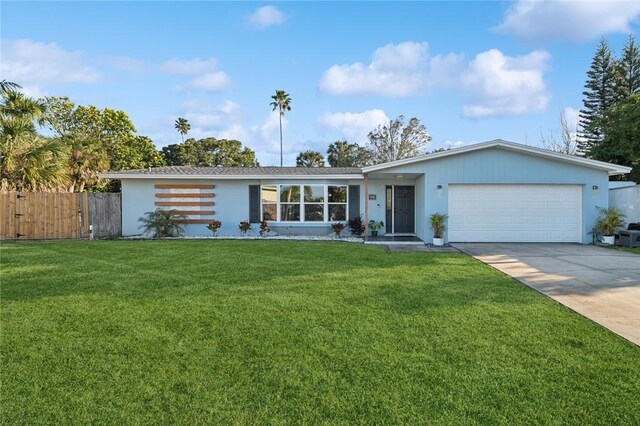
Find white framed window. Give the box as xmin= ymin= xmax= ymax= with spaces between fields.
xmin=261 ymin=184 xmax=348 ymax=222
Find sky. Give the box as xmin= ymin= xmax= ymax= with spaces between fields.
xmin=2 ymin=1 xmax=640 ymax=166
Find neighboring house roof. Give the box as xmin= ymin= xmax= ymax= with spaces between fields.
xmin=362 ymin=139 xmax=632 ymax=176
xmin=99 ymin=166 xmax=363 ymax=180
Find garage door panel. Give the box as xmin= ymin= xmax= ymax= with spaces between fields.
xmin=448 ymin=184 xmax=581 ymax=243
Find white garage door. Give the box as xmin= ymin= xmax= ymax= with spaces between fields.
xmin=448 ymin=184 xmax=582 ymax=243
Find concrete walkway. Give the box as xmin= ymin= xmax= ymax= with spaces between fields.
xmin=453 ymin=243 xmax=640 ymax=346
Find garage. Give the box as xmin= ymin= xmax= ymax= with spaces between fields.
xmin=448 ymin=184 xmax=582 ymax=243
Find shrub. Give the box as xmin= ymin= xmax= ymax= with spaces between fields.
xmin=138 ymin=209 xmax=186 ymax=238
xmin=206 ymin=220 xmax=222 ymax=236
xmin=331 ymin=222 xmax=345 ymax=237
xmin=348 ymin=216 xmax=366 ymax=237
xmin=259 ymin=220 xmax=271 ymax=236
xmin=239 ymin=220 xmax=252 ymax=236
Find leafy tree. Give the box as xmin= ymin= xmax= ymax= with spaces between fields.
xmin=367 ymin=115 xmax=432 ymax=163
xmin=614 ymin=35 xmax=640 ymax=100
xmin=161 ymin=137 xmax=258 ymax=167
xmin=295 ymin=150 xmax=325 ymax=167
xmin=0 ymin=90 xmax=68 ymax=191
xmin=590 ymin=94 xmax=640 ymax=181
xmin=270 ymin=90 xmax=291 ymax=167
xmin=579 ymin=38 xmax=617 ymax=154
xmin=174 ymin=117 xmax=190 ymax=143
xmin=326 ymin=140 xmax=373 ymax=167
xmin=43 ymin=97 xmax=165 ymax=190
xmin=540 ymin=110 xmax=577 ymax=155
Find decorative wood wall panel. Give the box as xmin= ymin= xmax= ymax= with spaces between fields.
xmin=154 ymin=184 xmax=214 ymax=189
xmin=154 ymin=184 xmax=216 ymax=224
xmin=155 ymin=201 xmax=215 ymax=206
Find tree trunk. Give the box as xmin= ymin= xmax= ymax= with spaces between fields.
xmin=279 ymin=113 xmax=283 ymax=167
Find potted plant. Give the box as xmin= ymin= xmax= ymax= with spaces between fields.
xmin=429 ymin=213 xmax=448 ymax=246
xmin=368 ymin=220 xmax=384 ymax=237
xmin=206 ymin=220 xmax=222 ymax=237
xmin=331 ymin=222 xmax=345 ymax=238
xmin=239 ymin=220 xmax=252 ymax=237
xmin=259 ymin=219 xmax=271 ymax=237
xmin=595 ymin=207 xmax=625 ymax=245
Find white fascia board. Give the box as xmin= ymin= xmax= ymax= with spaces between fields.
xmin=98 ymin=173 xmax=364 ymax=180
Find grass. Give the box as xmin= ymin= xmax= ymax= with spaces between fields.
xmin=1 ymin=240 xmax=639 ymax=425
xmin=617 ymin=246 xmax=640 ymax=254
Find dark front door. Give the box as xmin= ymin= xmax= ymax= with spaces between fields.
xmin=394 ymin=186 xmax=415 ymax=233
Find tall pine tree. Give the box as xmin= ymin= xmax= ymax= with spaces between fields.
xmin=578 ymin=38 xmax=616 ymax=155
xmin=615 ymin=35 xmax=640 ymax=100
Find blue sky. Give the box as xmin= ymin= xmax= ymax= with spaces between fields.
xmin=2 ymin=1 xmax=639 ymax=166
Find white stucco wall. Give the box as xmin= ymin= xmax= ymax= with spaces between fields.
xmin=609 ymin=186 xmax=640 ymax=224
xmin=121 ymin=178 xmax=364 ymax=237
xmin=368 ymin=147 xmax=611 ymax=244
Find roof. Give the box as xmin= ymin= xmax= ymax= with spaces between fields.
xmin=99 ymin=140 xmax=632 ymax=180
xmin=362 ymin=139 xmax=632 ymax=176
xmin=99 ymin=166 xmax=363 ymax=180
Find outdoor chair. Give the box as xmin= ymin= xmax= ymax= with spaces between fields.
xmin=617 ymin=222 xmax=640 ymax=248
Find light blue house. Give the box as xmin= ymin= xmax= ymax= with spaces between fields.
xmin=101 ymin=140 xmax=631 ymax=244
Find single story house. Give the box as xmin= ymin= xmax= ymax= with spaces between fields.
xmin=100 ymin=139 xmax=631 ymax=244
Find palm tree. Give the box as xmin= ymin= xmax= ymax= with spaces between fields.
xmin=295 ymin=150 xmax=324 ymax=167
xmin=0 ymin=80 xmax=21 ymax=95
xmin=174 ymin=117 xmax=190 ymax=143
xmin=1 ymin=91 xmax=69 ymax=191
xmin=270 ymin=90 xmax=291 ymax=167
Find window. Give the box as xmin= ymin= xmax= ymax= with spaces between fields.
xmin=261 ymin=186 xmax=277 ymax=220
xmin=328 ymin=186 xmax=347 ymax=221
xmin=280 ymin=185 xmax=301 ymax=221
xmin=304 ymin=186 xmax=324 ymax=222
xmin=260 ymin=184 xmax=348 ymax=222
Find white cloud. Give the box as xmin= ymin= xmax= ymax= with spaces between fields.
xmin=563 ymin=107 xmax=580 ymax=133
xmin=258 ymin=110 xmax=288 ymax=142
xmin=247 ymin=5 xmax=287 ymax=29
xmin=162 ymin=58 xmax=231 ymax=91
xmin=161 ymin=58 xmax=220 ymax=75
xmin=444 ymin=140 xmax=465 ymax=149
xmin=461 ymin=49 xmax=551 ymax=118
xmin=496 ymin=0 xmax=640 ymax=42
xmin=183 ymin=72 xmax=231 ymax=91
xmin=182 ymin=99 xmax=241 ymax=131
xmin=319 ymin=109 xmax=390 ymax=144
xmin=0 ymin=39 xmax=101 ymax=92
xmin=319 ymin=41 xmax=463 ymax=97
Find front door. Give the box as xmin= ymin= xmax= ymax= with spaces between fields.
xmin=393 ymin=186 xmax=415 ymax=234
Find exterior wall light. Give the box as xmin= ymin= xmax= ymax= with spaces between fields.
xmin=592 ymin=185 xmax=598 ymax=190
xmin=437 ymin=185 xmax=443 ymax=190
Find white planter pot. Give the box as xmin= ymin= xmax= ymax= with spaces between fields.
xmin=602 ymin=235 xmax=615 ymax=245
xmin=433 ymin=237 xmax=444 ymax=246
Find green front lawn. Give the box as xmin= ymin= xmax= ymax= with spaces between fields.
xmin=618 ymin=246 xmax=640 ymax=254
xmin=1 ymin=241 xmax=638 ymax=424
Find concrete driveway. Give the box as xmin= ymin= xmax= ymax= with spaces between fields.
xmin=453 ymin=243 xmax=640 ymax=346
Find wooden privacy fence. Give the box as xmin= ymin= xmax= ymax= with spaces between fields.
xmin=1 ymin=192 xmax=121 ymax=240
xmin=89 ymin=193 xmax=122 ymax=238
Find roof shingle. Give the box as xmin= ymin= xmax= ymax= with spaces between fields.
xmin=101 ymin=166 xmax=362 ymax=177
